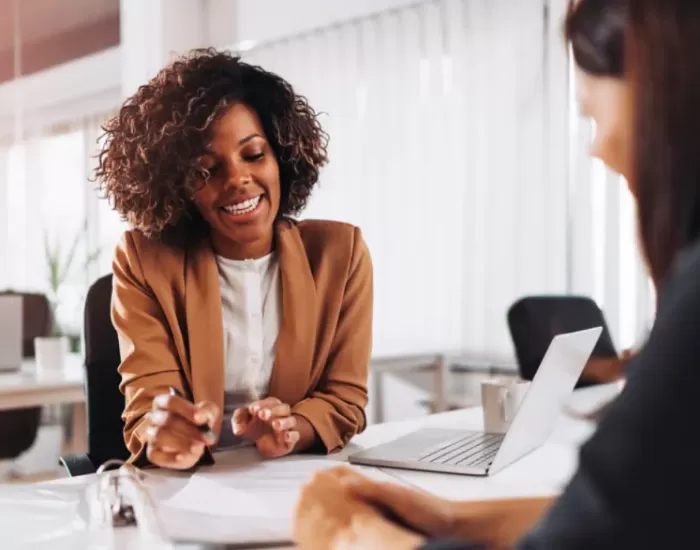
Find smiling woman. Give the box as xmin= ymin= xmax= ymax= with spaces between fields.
xmin=95 ymin=48 xmax=373 ymax=470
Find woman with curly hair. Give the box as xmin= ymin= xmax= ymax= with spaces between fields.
xmin=97 ymin=48 xmax=372 ymax=470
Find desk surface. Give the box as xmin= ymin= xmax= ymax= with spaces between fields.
xmin=0 ymin=353 xmax=84 ymax=410
xmin=1 ymin=382 xmax=621 ymax=549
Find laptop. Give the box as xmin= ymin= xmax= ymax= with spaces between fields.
xmin=0 ymin=295 xmax=23 ymax=372
xmin=349 ymin=327 xmax=602 ymax=476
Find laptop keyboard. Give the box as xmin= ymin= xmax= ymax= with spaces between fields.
xmin=417 ymin=432 xmax=504 ymax=469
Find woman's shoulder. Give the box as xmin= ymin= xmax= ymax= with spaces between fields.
xmin=281 ymin=219 xmax=371 ymax=275
xmin=296 ymin=218 xmax=358 ymax=239
xmin=114 ymin=229 xmax=185 ymax=274
xmin=658 ymin=238 xmax=700 ymax=314
xmin=293 ymin=219 xmax=368 ymax=258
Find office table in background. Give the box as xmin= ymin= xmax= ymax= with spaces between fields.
xmin=0 ymin=353 xmax=84 ymax=410
xmin=0 ymin=353 xmax=86 ymax=468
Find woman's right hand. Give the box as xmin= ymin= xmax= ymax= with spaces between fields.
xmin=145 ymin=392 xmax=219 ymax=470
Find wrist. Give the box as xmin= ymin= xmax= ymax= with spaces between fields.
xmin=335 ymin=512 xmax=425 ymax=550
xmin=440 ymin=501 xmax=459 ymax=538
xmin=453 ymin=497 xmax=553 ymax=548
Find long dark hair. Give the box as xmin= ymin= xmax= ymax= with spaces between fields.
xmin=562 ymin=0 xmax=628 ymax=422
xmin=565 ymin=0 xmax=626 ymax=78
xmin=629 ymin=1 xmax=700 ymax=289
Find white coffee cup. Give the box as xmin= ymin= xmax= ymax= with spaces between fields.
xmin=34 ymin=336 xmax=68 ymax=374
xmin=481 ymin=379 xmax=531 ymax=434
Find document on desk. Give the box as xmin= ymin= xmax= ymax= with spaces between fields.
xmin=147 ymin=458 xmax=401 ymax=546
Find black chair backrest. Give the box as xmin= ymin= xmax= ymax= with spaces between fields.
xmin=507 ymin=295 xmax=618 ymax=385
xmin=0 ymin=407 xmax=41 ymax=460
xmin=83 ymin=274 xmax=130 ymax=465
xmin=0 ymin=291 xmax=52 ymax=357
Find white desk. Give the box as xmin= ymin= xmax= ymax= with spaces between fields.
xmin=0 ymin=354 xmax=84 ymax=410
xmin=1 ymin=382 xmax=621 ymax=550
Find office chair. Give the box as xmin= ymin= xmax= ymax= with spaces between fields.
xmin=59 ymin=274 xmax=130 ymax=476
xmin=0 ymin=292 xmax=50 ymax=469
xmin=507 ymin=295 xmax=619 ymax=388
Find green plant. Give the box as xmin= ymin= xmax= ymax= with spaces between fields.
xmin=43 ymin=220 xmax=101 ymax=337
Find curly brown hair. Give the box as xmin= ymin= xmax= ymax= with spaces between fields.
xmin=95 ymin=48 xmax=328 ymax=242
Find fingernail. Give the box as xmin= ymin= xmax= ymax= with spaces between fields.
xmin=261 ymin=409 xmax=271 ymax=420
xmin=154 ymin=394 xmax=169 ymax=407
xmin=285 ymin=432 xmax=292 ymax=442
xmin=273 ymin=420 xmax=280 ymax=430
xmin=202 ymin=428 xmax=217 ymax=445
xmin=150 ymin=410 xmax=166 ymax=423
xmin=232 ymin=423 xmax=241 ymax=435
xmin=250 ymin=404 xmax=260 ymax=414
xmin=191 ymin=443 xmax=203 ymax=453
xmin=194 ymin=411 xmax=208 ymax=424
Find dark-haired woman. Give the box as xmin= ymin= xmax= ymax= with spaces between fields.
xmin=294 ymin=0 xmax=700 ymax=548
xmin=98 ymin=49 xmax=372 ymax=470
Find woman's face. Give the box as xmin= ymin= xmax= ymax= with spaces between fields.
xmin=193 ymin=103 xmax=281 ymax=259
xmin=576 ymin=69 xmax=634 ymax=185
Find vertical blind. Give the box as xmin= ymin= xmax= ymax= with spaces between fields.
xmin=245 ymin=0 xmax=549 ymax=359
xmin=242 ymin=0 xmax=654 ymax=360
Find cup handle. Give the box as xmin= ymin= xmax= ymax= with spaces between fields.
xmin=500 ymin=388 xmax=514 ymax=423
xmin=498 ymin=392 xmax=508 ymax=423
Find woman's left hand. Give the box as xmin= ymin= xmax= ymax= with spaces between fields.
xmin=294 ymin=467 xmax=425 ymax=550
xmin=232 ymin=397 xmax=300 ymax=457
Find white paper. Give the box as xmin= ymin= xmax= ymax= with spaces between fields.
xmin=147 ymin=457 xmax=403 ymax=545
xmin=159 ymin=474 xmax=271 ymax=518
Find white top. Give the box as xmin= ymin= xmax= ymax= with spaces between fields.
xmin=216 ymin=252 xmax=282 ymax=448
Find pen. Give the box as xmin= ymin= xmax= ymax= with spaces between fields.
xmin=168 ymin=386 xmax=217 ymax=444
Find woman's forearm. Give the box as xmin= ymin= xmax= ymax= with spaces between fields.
xmin=450 ymin=496 xmax=554 ymax=548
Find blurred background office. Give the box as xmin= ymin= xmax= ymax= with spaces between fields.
xmin=0 ymin=0 xmax=654 ymax=480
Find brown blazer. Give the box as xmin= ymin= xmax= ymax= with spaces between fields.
xmin=111 ymin=219 xmax=372 ymax=463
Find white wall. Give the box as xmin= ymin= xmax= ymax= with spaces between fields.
xmin=0 ymin=48 xmax=120 ymax=141
xmin=207 ymin=0 xmax=240 ymax=47
xmin=235 ymin=0 xmax=420 ymax=47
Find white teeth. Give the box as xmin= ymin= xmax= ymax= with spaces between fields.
xmin=223 ymin=196 xmax=261 ymax=215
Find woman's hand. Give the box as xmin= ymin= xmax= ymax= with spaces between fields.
xmin=294 ymin=468 xmax=425 ymax=550
xmin=327 ymin=467 xmax=553 ymax=549
xmin=232 ymin=397 xmax=305 ymax=457
xmin=145 ymin=392 xmax=218 ymax=470
xmin=331 ymin=467 xmax=457 ymax=538
xmin=582 ymin=349 xmax=633 ymax=383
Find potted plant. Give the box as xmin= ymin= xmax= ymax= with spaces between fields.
xmin=34 ymin=221 xmax=100 ymax=372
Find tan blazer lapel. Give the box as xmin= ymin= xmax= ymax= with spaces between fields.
xmin=184 ymin=240 xmax=225 ymax=436
xmin=268 ymin=222 xmax=318 ymax=405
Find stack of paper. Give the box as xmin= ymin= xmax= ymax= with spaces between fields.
xmin=146 ymin=458 xmax=403 ymax=547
